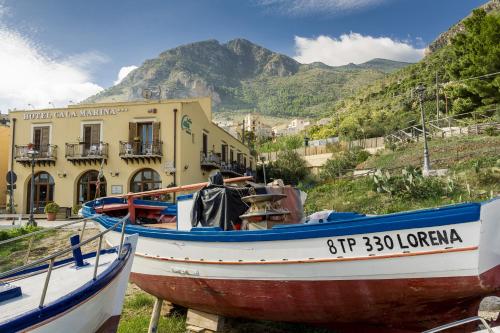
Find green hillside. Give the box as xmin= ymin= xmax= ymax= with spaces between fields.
xmin=85 ymin=39 xmax=409 ymax=119
xmin=309 ymin=3 xmax=500 ymax=140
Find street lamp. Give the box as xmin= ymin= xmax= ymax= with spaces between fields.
xmin=27 ymin=145 xmax=39 ymax=227
xmin=260 ymin=156 xmax=267 ymax=184
xmin=415 ymin=84 xmax=431 ymax=175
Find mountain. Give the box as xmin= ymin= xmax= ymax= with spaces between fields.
xmin=85 ymin=38 xmax=410 ymax=118
xmin=426 ymin=0 xmax=500 ymax=54
xmin=308 ymin=1 xmax=500 ymax=140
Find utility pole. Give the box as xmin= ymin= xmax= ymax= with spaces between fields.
xmin=416 ymin=85 xmax=431 ymax=175
xmin=27 ymin=145 xmax=38 ymax=227
xmin=436 ymin=71 xmax=440 ymax=123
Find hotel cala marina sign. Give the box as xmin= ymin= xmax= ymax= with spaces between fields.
xmin=22 ymin=108 xmax=128 ymax=120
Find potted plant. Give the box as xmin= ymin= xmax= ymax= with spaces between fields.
xmin=44 ymin=202 xmax=60 ymax=221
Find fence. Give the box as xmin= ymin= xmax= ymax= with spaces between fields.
xmin=260 ymin=136 xmax=385 ymax=162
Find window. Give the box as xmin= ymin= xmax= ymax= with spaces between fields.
xmin=128 ymin=121 xmax=160 ymax=155
xmin=33 ymin=126 xmax=50 ymax=155
xmin=130 ymin=168 xmax=162 ymax=193
xmin=138 ymin=122 xmax=153 ymax=144
xmin=77 ymin=170 xmax=106 ymax=204
xmin=83 ymin=123 xmax=101 ymax=153
xmin=26 ymin=172 xmax=54 ymax=214
xmin=202 ymin=132 xmax=208 ymax=155
xmin=221 ymin=144 xmax=227 ymax=162
xmin=230 ymin=149 xmax=234 ymax=162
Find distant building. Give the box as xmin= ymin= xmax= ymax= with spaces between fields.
xmin=244 ymin=113 xmax=273 ymax=139
xmin=271 ymin=124 xmax=288 ymax=137
xmin=287 ymin=118 xmax=311 ymax=134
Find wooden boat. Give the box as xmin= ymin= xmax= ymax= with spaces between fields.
xmin=0 ymin=216 xmax=137 ymax=333
xmin=83 ymin=177 xmax=500 ymax=333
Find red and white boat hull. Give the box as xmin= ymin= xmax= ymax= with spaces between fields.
xmin=93 ymin=199 xmax=500 ymax=332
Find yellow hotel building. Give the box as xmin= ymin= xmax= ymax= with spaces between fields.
xmin=8 ymin=97 xmax=254 ymax=214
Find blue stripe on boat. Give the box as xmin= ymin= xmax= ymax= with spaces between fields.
xmin=0 ymin=245 xmax=131 ymax=332
xmin=83 ymin=200 xmax=482 ymax=242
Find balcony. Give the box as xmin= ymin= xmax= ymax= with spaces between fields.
xmin=200 ymin=151 xmax=221 ymax=170
xmin=119 ymin=141 xmax=162 ymax=163
xmin=220 ymin=161 xmax=246 ymax=177
xmin=65 ymin=142 xmax=108 ymax=165
xmin=15 ymin=144 xmax=57 ymax=166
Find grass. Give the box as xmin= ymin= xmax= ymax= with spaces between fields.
xmin=0 ymin=226 xmax=101 ymax=273
xmin=119 ymin=285 xmax=331 ymax=333
xmin=359 ymin=135 xmax=500 ymax=170
xmin=118 ymin=286 xmax=184 ymax=333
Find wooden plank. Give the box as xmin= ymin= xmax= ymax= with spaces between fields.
xmin=186 ymin=309 xmax=224 ymax=332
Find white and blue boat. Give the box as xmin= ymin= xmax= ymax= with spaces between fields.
xmin=0 ymin=216 xmax=137 ymax=333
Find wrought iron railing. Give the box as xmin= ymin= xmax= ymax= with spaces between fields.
xmin=200 ymin=151 xmax=221 ymax=168
xmin=65 ymin=142 xmax=109 ymax=159
xmin=14 ymin=144 xmax=57 ymax=160
xmin=119 ymin=141 xmax=162 ymax=156
xmin=220 ymin=162 xmax=246 ymax=175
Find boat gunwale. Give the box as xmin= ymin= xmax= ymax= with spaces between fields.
xmin=84 ymin=199 xmax=484 ymax=242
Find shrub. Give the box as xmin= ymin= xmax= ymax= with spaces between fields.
xmin=372 ymin=167 xmax=447 ymax=200
xmin=320 ymin=147 xmax=370 ymax=180
xmin=484 ymin=126 xmax=498 ymax=136
xmin=72 ymin=204 xmax=82 ymax=215
xmin=44 ymin=202 xmax=60 ymax=214
xmin=265 ymin=150 xmax=309 ymax=185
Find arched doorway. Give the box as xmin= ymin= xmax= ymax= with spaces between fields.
xmin=77 ymin=170 xmax=107 ymax=204
xmin=130 ymin=168 xmax=162 ymax=193
xmin=26 ymin=172 xmax=55 ymax=214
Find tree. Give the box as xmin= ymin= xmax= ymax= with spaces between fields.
xmin=446 ymin=9 xmax=500 ymax=112
xmin=267 ymin=150 xmax=309 ymax=185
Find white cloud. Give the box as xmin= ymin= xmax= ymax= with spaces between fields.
xmin=114 ymin=65 xmax=138 ymax=85
xmin=256 ymin=0 xmax=386 ymax=16
xmin=293 ymin=33 xmax=425 ymax=66
xmin=0 ymin=14 xmax=105 ymax=111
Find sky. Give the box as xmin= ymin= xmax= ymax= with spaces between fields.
xmin=0 ymin=0 xmax=488 ymax=112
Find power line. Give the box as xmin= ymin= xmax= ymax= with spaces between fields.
xmin=442 ymin=71 xmax=500 ymax=85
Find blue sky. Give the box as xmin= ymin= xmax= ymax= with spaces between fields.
xmin=0 ymin=0 xmax=488 ymax=111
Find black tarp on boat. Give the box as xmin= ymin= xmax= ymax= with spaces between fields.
xmin=191 ymin=173 xmax=253 ymax=230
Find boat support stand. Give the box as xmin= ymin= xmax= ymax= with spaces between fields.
xmin=148 ymin=297 xmax=163 ymax=333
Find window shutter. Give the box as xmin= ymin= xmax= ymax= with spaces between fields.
xmin=91 ymin=124 xmax=100 ymax=144
xmin=153 ymin=122 xmax=160 ymax=143
xmin=128 ymin=122 xmax=137 ymax=142
xmin=41 ymin=127 xmax=50 ymax=147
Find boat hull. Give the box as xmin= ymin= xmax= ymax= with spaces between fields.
xmin=131 ymin=265 xmax=500 ymax=332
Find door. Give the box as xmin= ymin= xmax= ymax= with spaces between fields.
xmin=83 ymin=124 xmax=100 ymax=155
xmin=27 ymin=172 xmax=54 ymax=214
xmin=78 ymin=171 xmax=106 ymax=204
xmin=33 ymin=126 xmax=50 ymax=157
xmin=137 ymin=122 xmax=153 ymax=154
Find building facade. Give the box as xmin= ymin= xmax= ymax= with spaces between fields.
xmin=244 ymin=114 xmax=273 ymax=139
xmin=8 ymin=97 xmax=253 ymax=214
xmin=0 ymin=115 xmax=10 ymax=209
